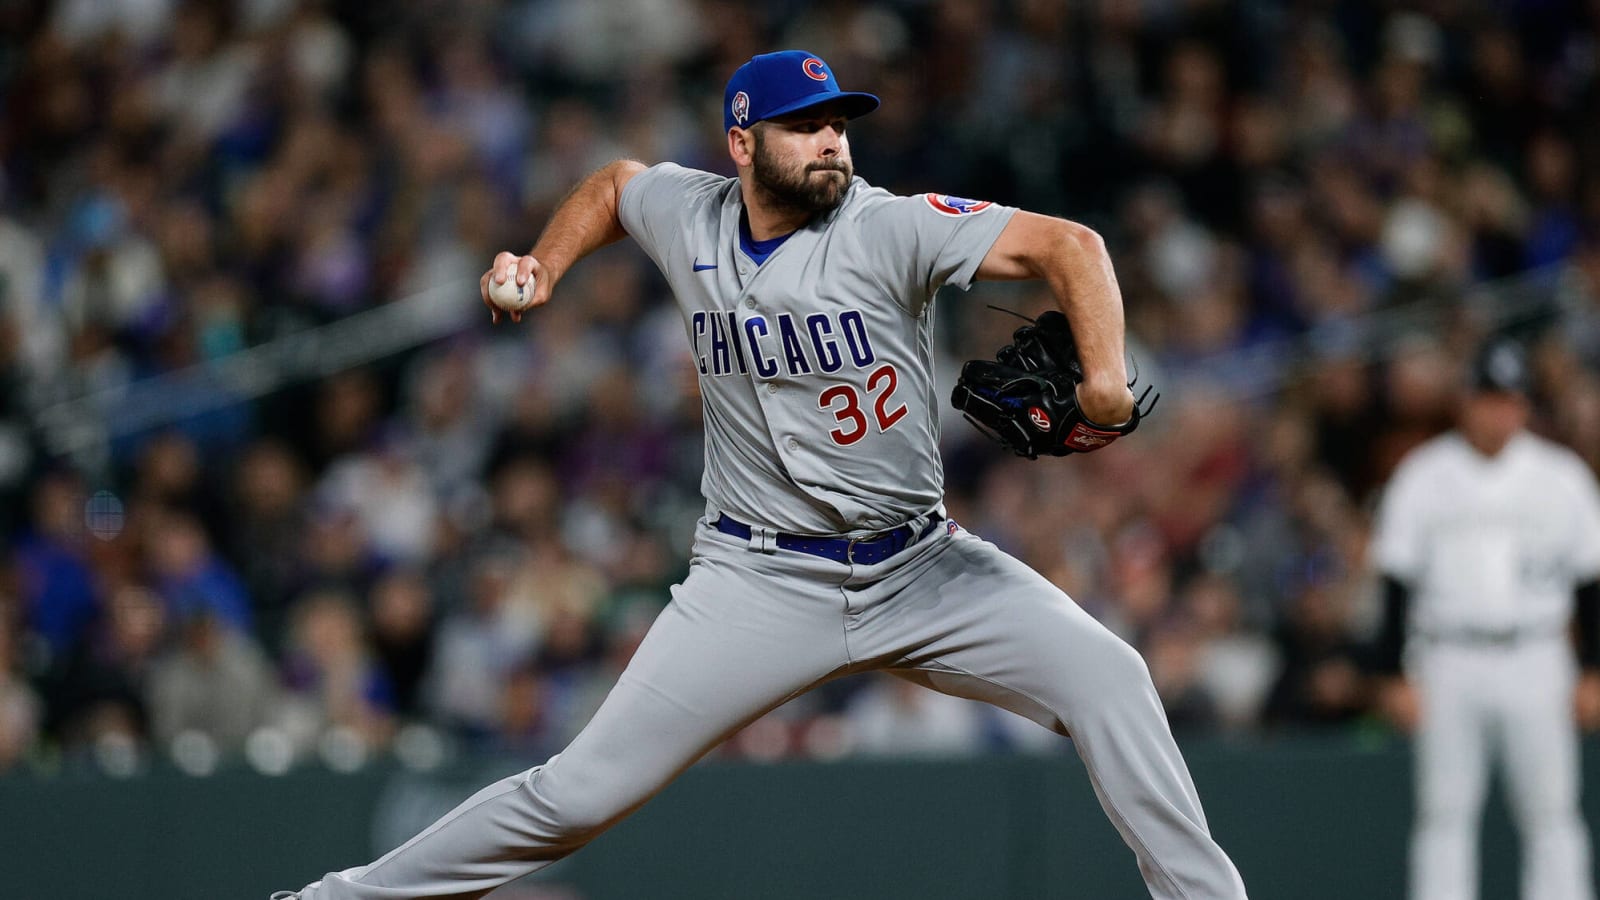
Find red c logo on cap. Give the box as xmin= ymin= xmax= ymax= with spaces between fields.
xmin=802 ymin=57 xmax=828 ymax=81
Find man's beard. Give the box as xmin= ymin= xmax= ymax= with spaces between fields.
xmin=751 ymin=135 xmax=852 ymax=215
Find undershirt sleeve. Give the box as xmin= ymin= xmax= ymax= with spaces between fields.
xmin=1369 ymin=575 xmax=1411 ymax=675
xmin=1577 ymin=579 xmax=1599 ymax=668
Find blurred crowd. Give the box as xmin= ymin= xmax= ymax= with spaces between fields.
xmin=4 ymin=0 xmax=1600 ymax=776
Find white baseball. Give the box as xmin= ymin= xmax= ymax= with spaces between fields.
xmin=488 ymin=270 xmax=536 ymax=312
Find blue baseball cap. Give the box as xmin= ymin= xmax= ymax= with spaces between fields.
xmin=724 ymin=51 xmax=880 ymax=132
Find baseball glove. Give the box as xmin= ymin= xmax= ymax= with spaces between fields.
xmin=950 ymin=309 xmax=1158 ymax=459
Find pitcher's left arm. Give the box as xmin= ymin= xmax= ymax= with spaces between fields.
xmin=977 ymin=213 xmax=1134 ymax=426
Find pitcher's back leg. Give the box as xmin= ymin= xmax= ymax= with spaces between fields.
xmin=296 ymin=535 xmax=852 ymax=899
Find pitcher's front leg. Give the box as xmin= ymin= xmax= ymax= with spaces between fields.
xmin=866 ymin=533 xmax=1248 ymax=900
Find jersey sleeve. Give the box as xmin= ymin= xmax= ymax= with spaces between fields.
xmin=855 ymin=192 xmax=1017 ymax=315
xmin=1372 ymin=457 xmax=1428 ymax=582
xmin=618 ymin=162 xmax=728 ymax=269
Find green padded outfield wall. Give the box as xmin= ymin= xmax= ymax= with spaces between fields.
xmin=4 ymin=739 xmax=1596 ymax=900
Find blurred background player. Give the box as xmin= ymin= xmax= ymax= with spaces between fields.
xmin=1370 ymin=337 xmax=1600 ymax=900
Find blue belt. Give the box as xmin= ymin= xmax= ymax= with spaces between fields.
xmin=714 ymin=513 xmax=942 ymax=565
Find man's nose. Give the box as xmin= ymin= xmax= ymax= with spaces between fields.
xmin=819 ymin=128 xmax=842 ymax=157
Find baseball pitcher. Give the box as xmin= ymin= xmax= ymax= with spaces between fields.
xmin=275 ymin=50 xmax=1248 ymax=900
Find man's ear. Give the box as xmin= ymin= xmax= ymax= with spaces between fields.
xmin=728 ymin=127 xmax=755 ymax=168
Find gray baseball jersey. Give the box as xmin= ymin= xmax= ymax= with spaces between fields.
xmin=279 ymin=167 xmax=1248 ymax=900
xmin=620 ymin=163 xmax=1014 ymax=534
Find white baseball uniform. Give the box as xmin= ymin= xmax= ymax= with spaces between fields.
xmin=281 ymin=165 xmax=1247 ymax=899
xmin=1374 ymin=430 xmax=1600 ymax=900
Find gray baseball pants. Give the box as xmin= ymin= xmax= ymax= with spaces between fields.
xmin=289 ymin=516 xmax=1248 ymax=899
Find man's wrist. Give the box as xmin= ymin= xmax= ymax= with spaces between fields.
xmin=527 ymin=249 xmax=566 ymax=285
xmin=1076 ymin=375 xmax=1134 ymax=425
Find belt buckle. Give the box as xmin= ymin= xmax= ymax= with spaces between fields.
xmin=845 ymin=534 xmax=866 ymax=564
xmin=845 ymin=528 xmax=888 ymax=564
xmin=847 ymin=523 xmax=909 ymax=564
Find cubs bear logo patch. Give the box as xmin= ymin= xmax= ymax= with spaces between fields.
xmin=732 ymin=91 xmax=751 ymax=125
xmin=925 ymin=194 xmax=994 ymax=216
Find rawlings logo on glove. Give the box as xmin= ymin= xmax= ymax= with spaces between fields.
xmin=950 ymin=309 xmax=1158 ymax=459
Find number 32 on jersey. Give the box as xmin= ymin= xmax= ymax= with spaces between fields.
xmin=689 ymin=306 xmax=908 ymax=446
xmin=818 ymin=364 xmax=906 ymax=445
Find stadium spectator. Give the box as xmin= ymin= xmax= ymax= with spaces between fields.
xmin=278 ymin=587 xmax=396 ymax=755
xmin=366 ymin=567 xmax=436 ymax=717
xmin=146 ymin=608 xmax=278 ymax=754
xmin=0 ymin=613 xmax=40 ymax=772
xmin=44 ymin=584 xmax=166 ymax=758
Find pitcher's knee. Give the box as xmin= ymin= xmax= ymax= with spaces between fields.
xmin=1079 ymin=627 xmax=1155 ymax=695
xmin=519 ymin=763 xmax=631 ymax=839
xmin=1044 ymin=628 xmax=1158 ymax=725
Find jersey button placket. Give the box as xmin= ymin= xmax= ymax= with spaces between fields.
xmin=766 ymin=383 xmax=778 ymax=395
xmin=786 ymin=437 xmax=799 ymax=451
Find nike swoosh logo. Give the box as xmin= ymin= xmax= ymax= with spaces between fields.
xmin=693 ymin=258 xmax=717 ymax=272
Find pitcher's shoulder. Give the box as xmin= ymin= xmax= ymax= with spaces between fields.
xmin=628 ymin=162 xmax=737 ymax=204
xmin=840 ymin=181 xmax=1007 ymax=223
xmin=832 ymin=177 xmax=894 ymax=211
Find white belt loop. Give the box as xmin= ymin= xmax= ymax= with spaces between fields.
xmin=747 ymin=525 xmax=777 ymax=554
